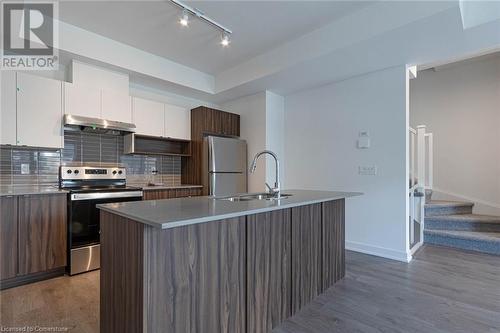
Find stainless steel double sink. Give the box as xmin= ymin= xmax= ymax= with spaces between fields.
xmin=215 ymin=192 xmax=292 ymax=202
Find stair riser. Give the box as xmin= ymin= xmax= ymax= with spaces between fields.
xmin=425 ymin=206 xmax=473 ymax=217
xmin=424 ymin=234 xmax=500 ymax=255
xmin=425 ymin=220 xmax=500 ymax=232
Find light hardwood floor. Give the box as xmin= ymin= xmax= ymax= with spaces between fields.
xmin=1 ymin=245 xmax=499 ymax=333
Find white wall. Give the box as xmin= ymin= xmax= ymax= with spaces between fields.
xmin=222 ymin=92 xmax=267 ymax=192
xmin=284 ymin=66 xmax=410 ymax=262
xmin=222 ymin=91 xmax=285 ymax=193
xmin=265 ymin=92 xmax=285 ymax=188
xmin=410 ymin=55 xmax=500 ymax=215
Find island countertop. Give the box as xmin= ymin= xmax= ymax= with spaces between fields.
xmin=97 ymin=189 xmax=361 ymax=229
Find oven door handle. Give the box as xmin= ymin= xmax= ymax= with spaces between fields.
xmin=70 ymin=191 xmax=143 ymax=201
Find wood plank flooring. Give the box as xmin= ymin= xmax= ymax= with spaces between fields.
xmin=274 ymin=245 xmax=500 ymax=333
xmin=1 ymin=245 xmax=499 ymax=333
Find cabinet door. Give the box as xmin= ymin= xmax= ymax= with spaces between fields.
xmin=101 ymin=89 xmax=132 ymax=123
xmin=16 ymin=72 xmax=63 ymax=148
xmin=0 ymin=196 xmax=18 ymax=280
xmin=164 ymin=104 xmax=190 ymax=140
xmin=221 ymin=112 xmax=240 ymax=137
xmin=18 ymin=194 xmax=67 ymax=275
xmin=132 ymin=97 xmax=164 ymax=137
xmin=64 ymin=82 xmax=101 ymax=119
xmin=247 ymin=209 xmax=291 ymax=332
xmin=291 ymin=203 xmax=322 ymax=314
xmin=0 ymin=71 xmax=17 ymax=145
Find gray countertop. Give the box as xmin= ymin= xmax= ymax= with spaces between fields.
xmin=0 ymin=185 xmax=68 ymax=197
xmin=97 ymin=189 xmax=361 ymax=229
xmin=0 ymin=184 xmax=202 ymax=196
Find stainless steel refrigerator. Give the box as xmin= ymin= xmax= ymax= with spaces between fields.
xmin=203 ymin=136 xmax=247 ymax=196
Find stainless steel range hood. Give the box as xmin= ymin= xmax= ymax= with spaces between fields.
xmin=64 ymin=114 xmax=136 ymax=134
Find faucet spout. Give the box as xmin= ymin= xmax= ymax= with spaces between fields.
xmin=249 ymin=150 xmax=281 ymax=196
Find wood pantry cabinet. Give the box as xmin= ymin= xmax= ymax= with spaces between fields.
xmin=182 ymin=106 xmax=240 ymax=191
xmin=100 ymin=199 xmax=345 ymax=333
xmin=0 ymin=194 xmax=67 ymax=289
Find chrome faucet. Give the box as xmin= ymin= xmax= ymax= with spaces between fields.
xmin=250 ymin=150 xmax=281 ymax=197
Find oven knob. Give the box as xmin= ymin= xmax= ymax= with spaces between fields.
xmin=118 ymin=170 xmax=123 ymax=175
xmin=74 ymin=170 xmax=79 ymax=174
xmin=112 ymin=170 xmax=117 ymax=175
xmin=66 ymin=169 xmax=72 ymax=174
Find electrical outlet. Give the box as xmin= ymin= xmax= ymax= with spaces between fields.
xmin=358 ymin=165 xmax=377 ymax=175
xmin=21 ymin=163 xmax=30 ymax=175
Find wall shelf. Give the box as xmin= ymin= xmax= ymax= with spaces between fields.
xmin=124 ymin=133 xmax=191 ymax=156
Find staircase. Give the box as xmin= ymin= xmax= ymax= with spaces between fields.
xmin=424 ymin=200 xmax=500 ymax=255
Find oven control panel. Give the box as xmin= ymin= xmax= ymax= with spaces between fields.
xmin=60 ymin=166 xmax=126 ymax=180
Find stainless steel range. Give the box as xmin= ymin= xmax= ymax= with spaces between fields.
xmin=60 ymin=165 xmax=143 ymax=275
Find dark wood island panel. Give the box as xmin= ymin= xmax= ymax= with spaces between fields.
xmin=247 ymin=209 xmax=292 ymax=333
xmin=322 ymin=199 xmax=346 ymax=288
xmin=291 ymin=203 xmax=323 ymax=314
xmin=100 ymin=211 xmax=246 ymax=333
xmin=99 ymin=198 xmax=346 ymax=333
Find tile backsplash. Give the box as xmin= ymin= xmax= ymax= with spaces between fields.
xmin=0 ymin=130 xmax=182 ymax=186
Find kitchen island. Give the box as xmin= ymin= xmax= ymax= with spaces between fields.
xmin=97 ymin=189 xmax=360 ymax=333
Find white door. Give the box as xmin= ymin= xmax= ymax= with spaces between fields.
xmin=64 ymin=82 xmax=101 ymax=119
xmin=16 ymin=72 xmax=63 ymax=149
xmin=164 ymin=104 xmax=190 ymax=140
xmin=0 ymin=71 xmax=17 ymax=145
xmin=101 ymin=89 xmax=132 ymax=123
xmin=132 ymin=97 xmax=164 ymax=137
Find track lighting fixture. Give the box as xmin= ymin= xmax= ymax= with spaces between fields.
xmin=170 ymin=0 xmax=233 ymax=47
xmin=179 ymin=9 xmax=189 ymax=26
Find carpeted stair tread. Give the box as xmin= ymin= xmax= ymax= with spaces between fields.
xmin=426 ymin=214 xmax=500 ymax=224
xmin=425 ymin=200 xmax=474 ymax=217
xmin=425 ymin=200 xmax=474 ymax=208
xmin=424 ymin=229 xmax=500 ymax=241
xmin=424 ymin=229 xmax=500 ymax=255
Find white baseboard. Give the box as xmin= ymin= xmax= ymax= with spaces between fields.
xmin=346 ymin=240 xmax=412 ymax=263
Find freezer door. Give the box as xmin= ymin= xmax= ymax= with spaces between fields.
xmin=208 ymin=136 xmax=247 ymax=173
xmin=210 ymin=173 xmax=247 ymax=196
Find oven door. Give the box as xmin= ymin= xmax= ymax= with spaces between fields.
xmin=68 ymin=191 xmax=142 ymax=274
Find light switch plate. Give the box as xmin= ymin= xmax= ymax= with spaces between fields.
xmin=358 ymin=165 xmax=377 ymax=175
xmin=21 ymin=163 xmax=30 ymax=175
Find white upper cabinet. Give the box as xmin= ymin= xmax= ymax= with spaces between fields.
xmin=101 ymin=89 xmax=132 ymax=124
xmin=164 ymin=104 xmax=190 ymax=140
xmin=132 ymin=97 xmax=164 ymax=137
xmin=64 ymin=83 xmax=101 ymax=119
xmin=1 ymin=71 xmax=17 ymax=145
xmin=16 ymin=72 xmax=63 ymax=149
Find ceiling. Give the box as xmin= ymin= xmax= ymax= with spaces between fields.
xmin=59 ymin=1 xmax=374 ymax=75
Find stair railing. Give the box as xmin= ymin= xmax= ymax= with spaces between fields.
xmin=409 ymin=125 xmax=434 ymax=251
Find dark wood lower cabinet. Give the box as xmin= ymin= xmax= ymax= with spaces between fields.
xmin=18 ymin=194 xmax=67 ymax=275
xmin=291 ymin=203 xmax=323 ymax=314
xmin=0 ymin=196 xmax=18 ymax=280
xmin=100 ymin=199 xmax=345 ymax=333
xmin=1 ymin=193 xmax=67 ymax=289
xmin=142 ymin=187 xmax=202 ymax=201
xmin=247 ymin=209 xmax=292 ymax=333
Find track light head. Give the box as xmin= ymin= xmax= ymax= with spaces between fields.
xmin=221 ymin=32 xmax=230 ymax=47
xmin=179 ymin=9 xmax=189 ymax=26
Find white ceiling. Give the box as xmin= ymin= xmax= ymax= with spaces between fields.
xmin=59 ymin=1 xmax=373 ymax=74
